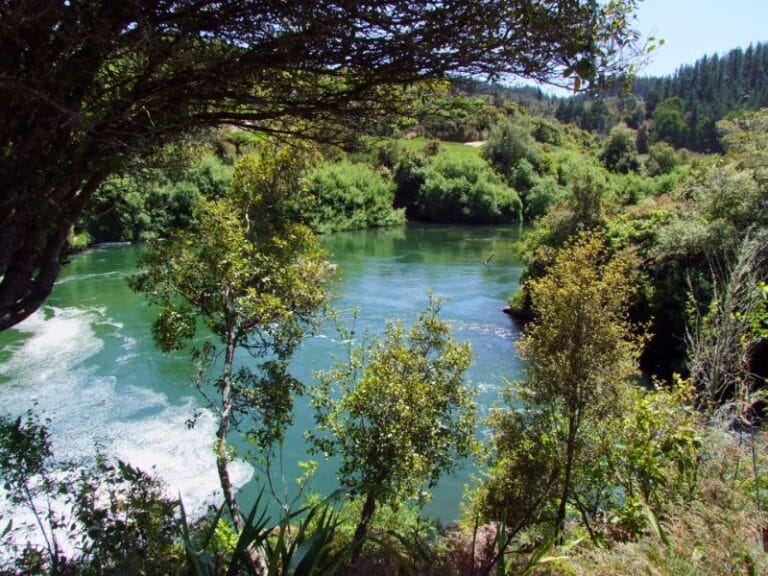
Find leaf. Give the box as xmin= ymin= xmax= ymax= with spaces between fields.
xmin=643 ymin=502 xmax=670 ymax=548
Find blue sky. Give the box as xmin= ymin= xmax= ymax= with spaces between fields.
xmin=635 ymin=0 xmax=768 ymax=76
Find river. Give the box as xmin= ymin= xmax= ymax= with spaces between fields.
xmin=0 ymin=224 xmax=524 ymax=523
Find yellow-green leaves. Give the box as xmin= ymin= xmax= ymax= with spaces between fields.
xmin=131 ymin=146 xmax=334 ymax=453
xmin=309 ymin=297 xmax=476 ymax=518
xmin=480 ymin=232 xmax=646 ymax=537
xmin=520 ymin=232 xmax=642 ymax=411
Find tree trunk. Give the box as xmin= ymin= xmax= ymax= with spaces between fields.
xmin=215 ymin=333 xmax=268 ymax=575
xmin=352 ymin=491 xmax=378 ymax=557
xmin=0 ymin=173 xmax=105 ymax=330
xmin=555 ymin=413 xmax=578 ymax=538
xmin=215 ymin=335 xmax=244 ymax=532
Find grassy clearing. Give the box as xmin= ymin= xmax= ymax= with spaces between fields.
xmin=393 ymin=137 xmax=484 ymax=160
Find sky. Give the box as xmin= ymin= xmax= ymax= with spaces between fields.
xmin=635 ymin=0 xmax=768 ymax=76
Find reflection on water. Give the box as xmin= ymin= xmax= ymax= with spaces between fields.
xmin=0 ymin=224 xmax=525 ymax=523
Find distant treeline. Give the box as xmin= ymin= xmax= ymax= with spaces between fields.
xmin=555 ymin=43 xmax=768 ymax=152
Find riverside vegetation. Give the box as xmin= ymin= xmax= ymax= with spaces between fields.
xmin=2 ymin=5 xmax=768 ymax=575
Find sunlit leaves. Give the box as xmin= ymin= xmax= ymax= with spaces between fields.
xmin=309 ymin=297 xmax=476 ymax=519
xmin=130 ymin=146 xmax=334 ymax=502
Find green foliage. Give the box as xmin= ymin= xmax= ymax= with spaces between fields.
xmin=419 ymin=95 xmax=501 ymax=142
xmin=603 ymin=378 xmax=701 ymax=534
xmin=566 ymin=163 xmax=609 ymax=231
xmin=651 ymin=97 xmax=687 ymax=148
xmin=0 ymin=0 xmax=648 ymax=330
xmin=476 ymin=404 xmax=562 ymax=531
xmin=393 ymin=153 xmax=428 ymax=214
xmin=613 ymin=173 xmax=655 ymax=205
xmin=305 ymin=161 xmax=405 ymax=233
xmin=645 ymin=142 xmax=679 ymax=176
xmin=532 ymin=117 xmax=563 ymax=146
xmin=133 ymin=148 xmax=330 ymax=357
xmin=67 ymin=229 xmax=92 ymax=251
xmin=414 ymin=153 xmax=522 ymax=223
xmin=599 ymin=123 xmax=640 ymax=174
xmin=746 ymin=281 xmax=768 ymax=340
xmin=483 ymin=120 xmax=541 ymax=179
xmin=75 ymin=459 xmax=182 ymax=576
xmin=562 ymin=429 xmax=768 ymax=576
xmin=309 ymin=297 xmax=476 ymax=542
xmin=222 ymin=131 xmax=262 ymax=160
xmin=690 ymin=161 xmax=765 ymax=233
xmin=719 ymin=108 xmax=768 ymax=167
xmin=375 ymin=141 xmax=407 ymax=170
xmin=686 ymin=232 xmax=768 ymax=406
xmin=0 ymin=413 xmax=182 ymax=575
xmin=482 ymin=233 xmax=708 ymax=556
xmin=79 ymin=151 xmax=233 ymax=243
xmin=189 ymin=152 xmax=236 ymax=198
xmin=481 ymin=234 xmax=644 ymax=537
xmin=131 ymin=147 xmax=333 ymax=529
xmin=181 ymin=490 xmax=352 ymax=576
xmin=523 ymin=174 xmax=567 ymax=220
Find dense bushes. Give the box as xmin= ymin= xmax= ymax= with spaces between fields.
xmin=80 ymin=176 xmax=203 ymax=243
xmin=412 ymin=153 xmax=522 ymax=223
xmin=304 ymin=161 xmax=405 ymax=232
xmin=78 ymin=152 xmax=233 ymax=243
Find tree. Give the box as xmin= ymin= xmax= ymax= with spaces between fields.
xmin=651 ymin=97 xmax=687 ymax=147
xmin=0 ymin=0 xmax=643 ymax=330
xmin=485 ymin=234 xmax=643 ymax=537
xmin=483 ymin=119 xmax=542 ymax=180
xmin=309 ymin=298 xmax=476 ymax=545
xmin=599 ymin=123 xmax=640 ymax=173
xmin=130 ymin=147 xmax=333 ymax=533
xmin=718 ymin=108 xmax=768 ymax=172
xmin=416 ymin=153 xmax=523 ymax=224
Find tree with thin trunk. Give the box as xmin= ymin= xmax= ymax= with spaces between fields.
xmin=521 ymin=233 xmax=642 ymax=536
xmin=130 ymin=146 xmax=333 ymax=532
xmin=482 ymin=233 xmax=643 ymax=540
xmin=309 ymin=297 xmax=476 ymax=547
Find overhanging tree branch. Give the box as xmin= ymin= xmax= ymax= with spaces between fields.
xmin=0 ymin=0 xmax=643 ymax=329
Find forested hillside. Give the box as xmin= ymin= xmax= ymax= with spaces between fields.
xmin=557 ymin=42 xmax=768 ymax=151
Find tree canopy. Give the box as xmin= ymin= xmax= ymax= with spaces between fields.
xmin=130 ymin=148 xmax=333 ymax=532
xmin=309 ymin=298 xmax=476 ymax=544
xmin=0 ymin=0 xmax=642 ymax=330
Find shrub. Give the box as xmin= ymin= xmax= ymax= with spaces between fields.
xmin=645 ymin=142 xmax=679 ymax=176
xmin=305 ymin=161 xmax=405 ymax=232
xmin=523 ymin=174 xmax=567 ymax=220
xmin=599 ymin=123 xmax=640 ymax=174
xmin=393 ymin=153 xmax=428 ymax=215
xmin=563 ymin=429 xmax=768 ymax=576
xmin=188 ymin=153 xmax=234 ymax=198
xmin=532 ymin=117 xmax=563 ymax=146
xmin=483 ymin=120 xmax=541 ymax=179
xmin=415 ymin=153 xmax=522 ymax=223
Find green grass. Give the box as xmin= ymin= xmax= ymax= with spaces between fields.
xmin=395 ymin=137 xmax=483 ymax=159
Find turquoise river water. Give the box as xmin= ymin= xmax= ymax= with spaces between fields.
xmin=0 ymin=224 xmax=525 ymax=524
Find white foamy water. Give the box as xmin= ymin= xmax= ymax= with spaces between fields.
xmin=0 ymin=307 xmax=253 ymax=519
